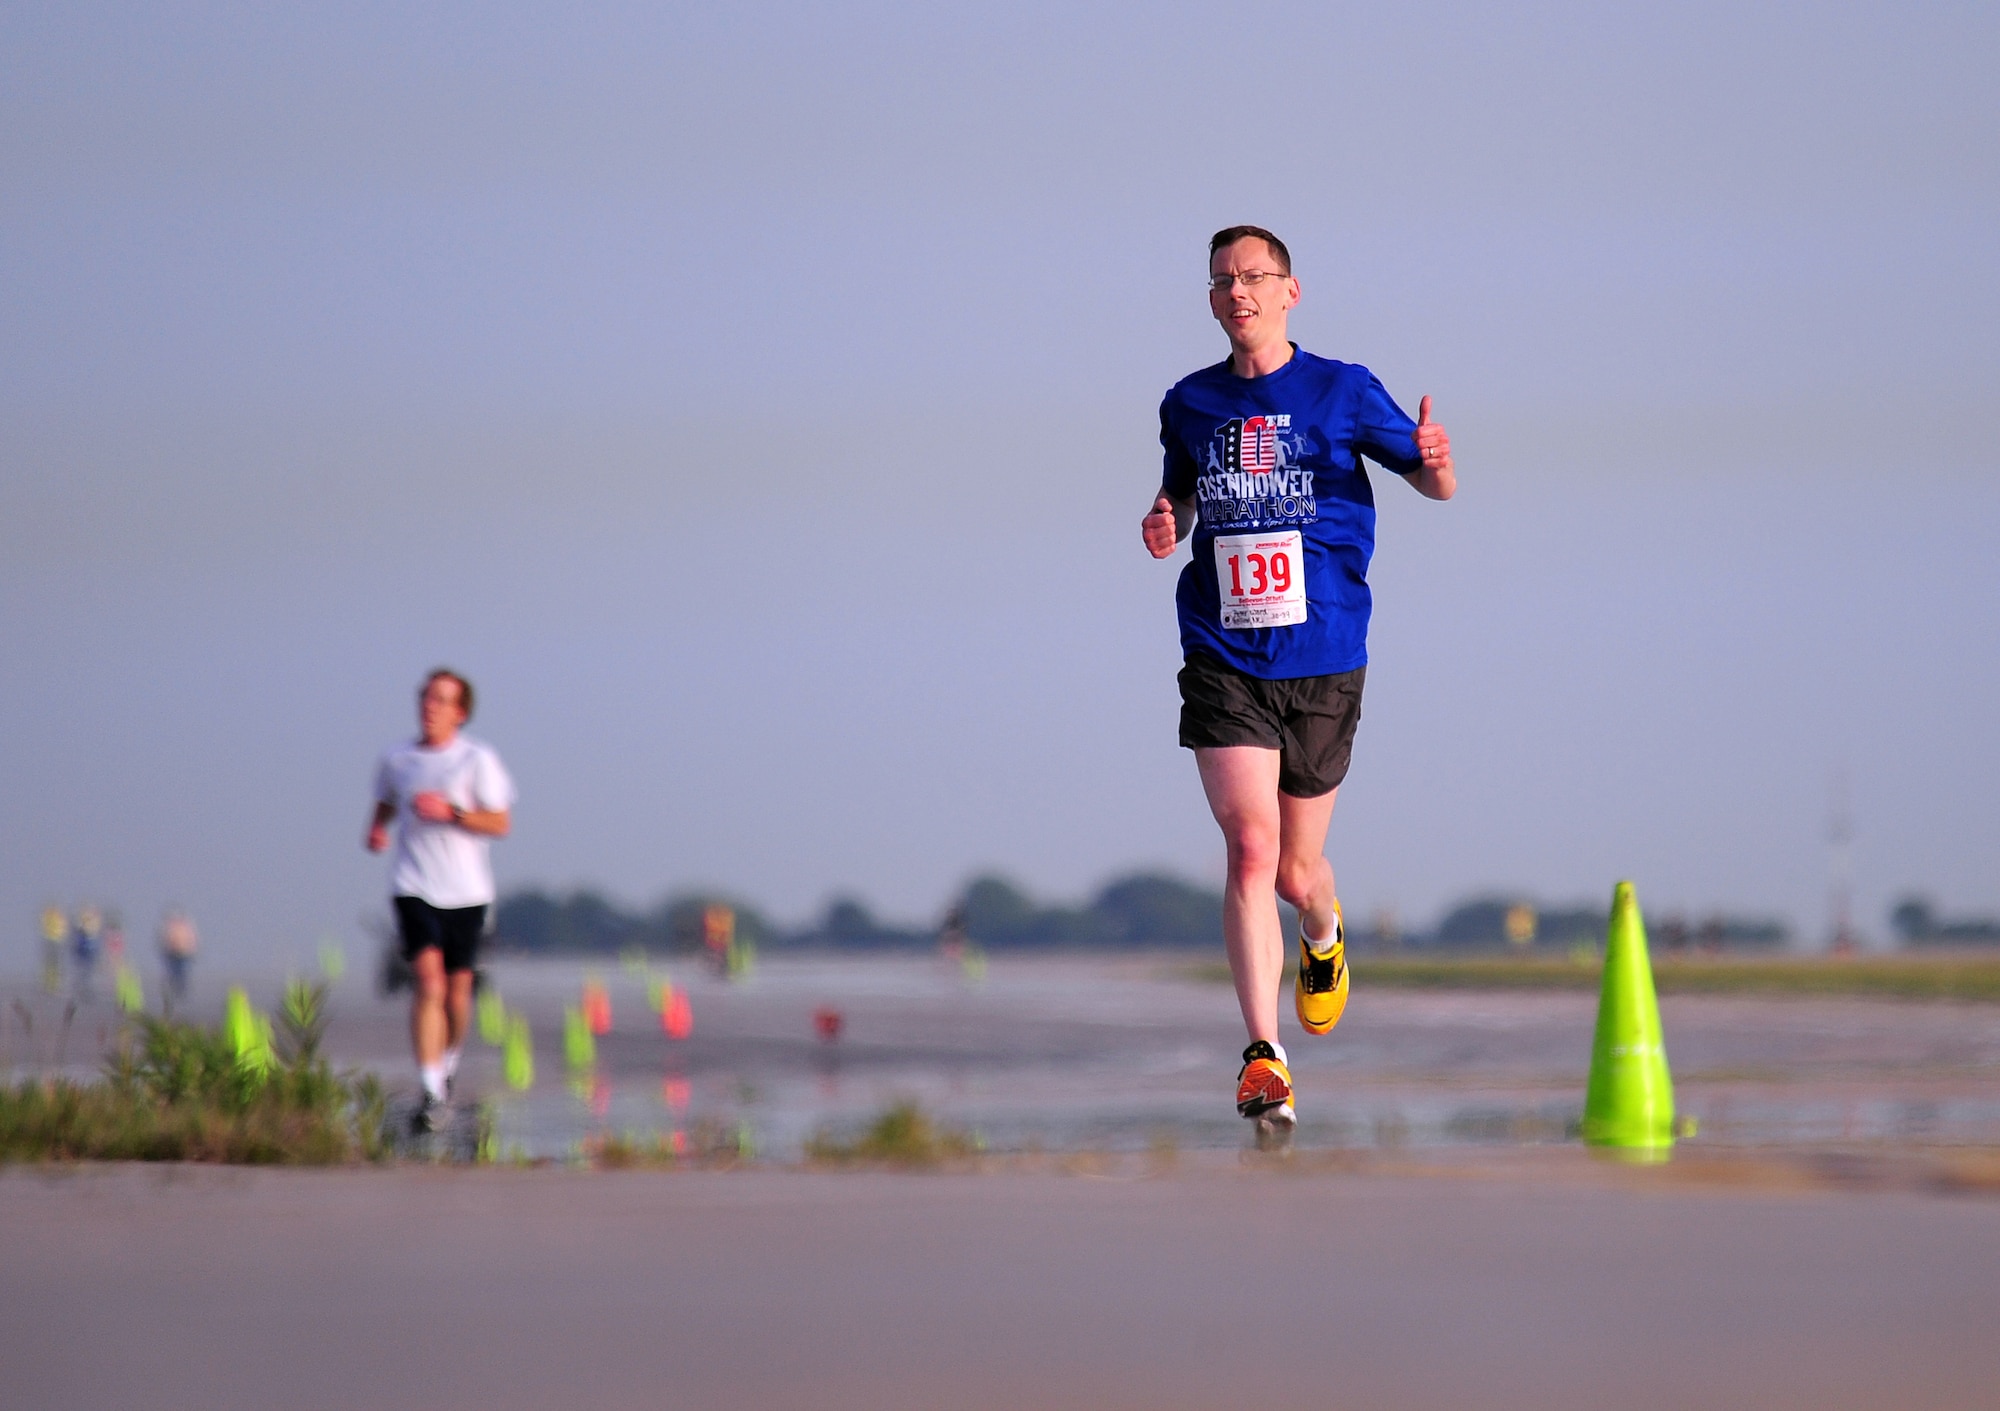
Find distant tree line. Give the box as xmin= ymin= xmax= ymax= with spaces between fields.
xmin=492 ymin=876 xmax=1822 ymax=955
xmin=1408 ymin=897 xmax=1790 ymax=952
xmin=493 ymin=873 xmax=1226 ymax=954
xmin=493 ymin=890 xmax=782 ymax=955
xmin=1890 ymin=896 xmax=2000 ymax=947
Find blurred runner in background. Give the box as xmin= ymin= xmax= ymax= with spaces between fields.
xmin=102 ymin=911 xmax=125 ymax=972
xmin=158 ymin=907 xmax=198 ymax=1005
xmin=71 ymin=903 xmax=102 ymax=1001
xmin=39 ymin=904 xmax=66 ymax=995
xmin=366 ymin=669 xmax=515 ymax=1133
xmin=1142 ymin=225 xmax=1454 ymax=1135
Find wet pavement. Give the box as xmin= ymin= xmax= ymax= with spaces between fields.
xmin=18 ymin=952 xmax=1995 ymax=1161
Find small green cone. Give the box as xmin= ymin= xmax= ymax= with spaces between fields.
xmin=1582 ymin=881 xmax=1676 ymax=1158
xmin=502 ymin=1015 xmax=534 ymax=1091
xmin=223 ymin=986 xmax=270 ymax=1080
xmin=223 ymin=985 xmax=252 ymax=1045
xmin=114 ymin=964 xmax=144 ymax=1015
xmin=563 ymin=1005 xmax=596 ymax=1070
xmin=476 ymin=990 xmax=507 ymax=1046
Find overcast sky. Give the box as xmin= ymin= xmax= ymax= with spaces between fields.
xmin=3 ymin=1 xmax=1995 ymax=966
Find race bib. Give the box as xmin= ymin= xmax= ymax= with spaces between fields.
xmin=1214 ymin=531 xmax=1306 ymax=630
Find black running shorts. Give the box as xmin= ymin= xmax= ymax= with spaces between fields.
xmin=394 ymin=896 xmax=488 ymax=974
xmin=1177 ymin=652 xmax=1365 ymax=799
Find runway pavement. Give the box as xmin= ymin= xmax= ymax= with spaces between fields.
xmin=6 ymin=1155 xmax=1998 ymax=1410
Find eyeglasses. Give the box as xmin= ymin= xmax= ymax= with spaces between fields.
xmin=1207 ymin=270 xmax=1288 ymax=292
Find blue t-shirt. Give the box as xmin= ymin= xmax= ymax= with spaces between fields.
xmin=1160 ymin=346 xmax=1423 ymax=680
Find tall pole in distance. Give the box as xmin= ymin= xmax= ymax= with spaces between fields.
xmin=1828 ymin=768 xmax=1855 ymax=955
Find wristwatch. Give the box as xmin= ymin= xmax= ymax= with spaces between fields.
xmin=450 ymin=805 xmax=466 ymax=826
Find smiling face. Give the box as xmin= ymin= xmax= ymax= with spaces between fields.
xmin=1208 ymin=236 xmax=1300 ymax=365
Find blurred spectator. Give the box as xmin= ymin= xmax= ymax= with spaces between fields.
xmin=937 ymin=905 xmax=968 ymax=962
xmin=158 ymin=908 xmax=198 ymax=1002
xmin=39 ymin=905 xmax=66 ymax=994
xmin=103 ymin=910 xmax=126 ymax=970
xmin=72 ymin=904 xmax=103 ymax=998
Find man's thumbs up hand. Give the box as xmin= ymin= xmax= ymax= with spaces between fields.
xmin=1415 ymin=395 xmax=1450 ymax=472
xmin=1142 ymin=494 xmax=1180 ymax=558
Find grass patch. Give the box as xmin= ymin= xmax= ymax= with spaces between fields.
xmin=0 ymin=980 xmax=390 ymax=1164
xmin=805 ymin=1101 xmax=979 ymax=1168
xmin=579 ymin=1120 xmax=755 ymax=1170
xmin=1188 ymin=954 xmax=2000 ymax=1001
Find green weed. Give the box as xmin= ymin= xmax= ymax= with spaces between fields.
xmin=805 ymin=1100 xmax=978 ymax=1168
xmin=1 ymin=980 xmax=382 ymax=1165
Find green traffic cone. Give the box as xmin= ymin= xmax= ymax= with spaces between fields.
xmin=1581 ymin=881 xmax=1676 ymax=1159
xmin=563 ymin=1005 xmax=595 ymax=1071
xmin=223 ymin=985 xmax=252 ymax=1047
xmin=223 ymin=986 xmax=271 ymax=1080
xmin=503 ymin=1015 xmax=534 ymax=1091
xmin=476 ymin=990 xmax=507 ymax=1046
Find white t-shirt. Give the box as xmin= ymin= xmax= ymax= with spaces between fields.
xmin=373 ymin=735 xmax=517 ymax=909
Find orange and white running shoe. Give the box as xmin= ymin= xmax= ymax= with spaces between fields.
xmin=1235 ymin=1040 xmax=1295 ymax=1127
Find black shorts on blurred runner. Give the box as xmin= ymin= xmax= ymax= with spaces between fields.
xmin=394 ymin=896 xmax=488 ymax=974
xmin=1177 ymin=652 xmax=1365 ymax=799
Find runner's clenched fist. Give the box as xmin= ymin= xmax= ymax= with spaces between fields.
xmin=1142 ymin=494 xmax=1180 ymax=558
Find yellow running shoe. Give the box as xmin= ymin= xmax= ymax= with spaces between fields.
xmin=1235 ymin=1040 xmax=1295 ymax=1126
xmin=1294 ymin=900 xmax=1349 ymax=1035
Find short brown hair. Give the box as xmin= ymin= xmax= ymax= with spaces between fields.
xmin=421 ymin=668 xmax=474 ymax=721
xmin=1209 ymin=225 xmax=1292 ymax=275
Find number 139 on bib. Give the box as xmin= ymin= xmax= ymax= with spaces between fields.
xmin=1214 ymin=530 xmax=1307 ymax=630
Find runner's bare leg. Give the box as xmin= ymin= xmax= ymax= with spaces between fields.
xmin=1197 ymin=746 xmax=1340 ymax=1044
xmin=410 ymin=947 xmax=448 ymax=1069
xmin=1277 ymin=789 xmax=1341 ymax=945
xmin=446 ymin=970 xmax=475 ymax=1052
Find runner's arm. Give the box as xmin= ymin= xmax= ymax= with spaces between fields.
xmin=1142 ymin=489 xmax=1196 ymax=558
xmin=365 ymin=800 xmax=394 ymax=852
xmin=453 ymin=807 xmax=510 ymax=837
xmin=1357 ymin=378 xmax=1455 ymax=502
xmin=1401 ymin=459 xmax=1455 ymax=501
xmin=409 ymin=792 xmax=511 ymax=837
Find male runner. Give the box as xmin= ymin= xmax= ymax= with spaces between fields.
xmin=1143 ymin=226 xmax=1454 ymax=1132
xmin=366 ymin=669 xmax=515 ymax=1132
